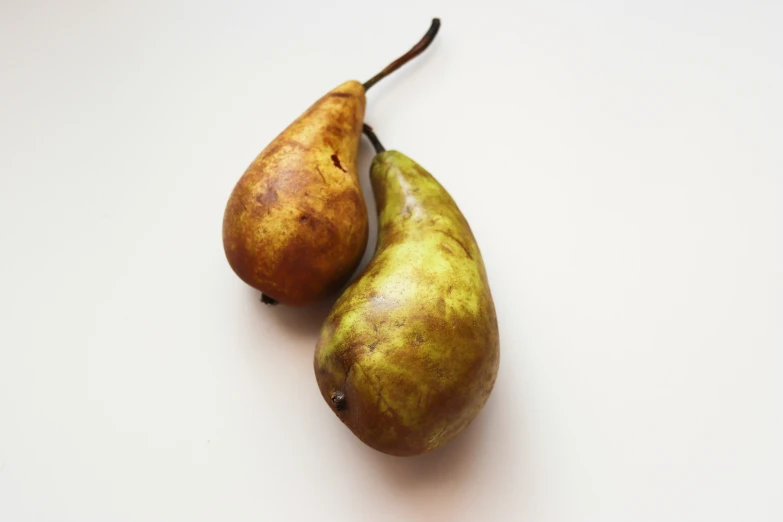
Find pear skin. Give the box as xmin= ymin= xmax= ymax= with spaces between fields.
xmin=314 ymin=150 xmax=500 ymax=456
xmin=223 ymin=81 xmax=368 ymax=306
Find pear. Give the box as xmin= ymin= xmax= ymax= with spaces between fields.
xmin=223 ymin=20 xmax=440 ymax=306
xmin=314 ymin=126 xmax=499 ymax=456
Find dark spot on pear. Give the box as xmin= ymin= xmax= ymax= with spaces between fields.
xmin=331 ymin=390 xmax=346 ymax=410
xmin=331 ymin=154 xmax=346 ymax=172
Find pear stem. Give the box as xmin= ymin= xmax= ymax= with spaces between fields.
xmin=260 ymin=293 xmax=278 ymax=306
xmin=363 ymin=18 xmax=441 ymax=92
xmin=363 ymin=124 xmax=385 ymax=154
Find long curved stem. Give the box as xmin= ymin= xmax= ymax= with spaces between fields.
xmin=363 ymin=124 xmax=386 ymax=154
xmin=363 ymin=18 xmax=441 ymax=91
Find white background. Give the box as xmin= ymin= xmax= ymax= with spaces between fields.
xmin=1 ymin=1 xmax=781 ymax=521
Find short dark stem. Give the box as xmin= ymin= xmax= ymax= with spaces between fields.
xmin=362 ymin=124 xmax=385 ymax=154
xmin=363 ymin=18 xmax=441 ymax=91
xmin=260 ymin=293 xmax=278 ymax=306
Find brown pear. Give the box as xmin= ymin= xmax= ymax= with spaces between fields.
xmin=223 ymin=20 xmax=440 ymax=306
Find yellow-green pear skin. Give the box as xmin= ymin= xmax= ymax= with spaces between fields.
xmin=314 ymin=151 xmax=500 ymax=456
xmin=222 ymin=81 xmax=368 ymax=306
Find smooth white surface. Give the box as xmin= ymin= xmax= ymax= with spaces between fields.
xmin=1 ymin=1 xmax=781 ymax=521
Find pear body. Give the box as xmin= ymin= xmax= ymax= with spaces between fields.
xmin=314 ymin=151 xmax=499 ymax=456
xmin=223 ymin=81 xmax=368 ymax=306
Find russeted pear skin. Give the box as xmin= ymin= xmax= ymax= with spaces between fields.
xmin=314 ymin=151 xmax=500 ymax=456
xmin=223 ymin=81 xmax=368 ymax=306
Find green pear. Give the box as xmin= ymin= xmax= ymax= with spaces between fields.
xmin=314 ymin=127 xmax=500 ymax=456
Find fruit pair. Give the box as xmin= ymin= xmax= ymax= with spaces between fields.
xmin=222 ymin=20 xmax=499 ymax=456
